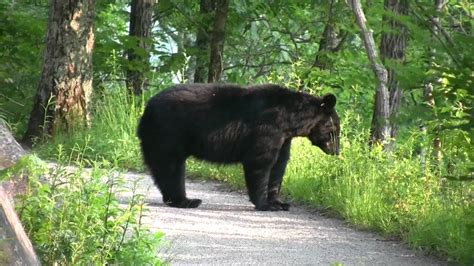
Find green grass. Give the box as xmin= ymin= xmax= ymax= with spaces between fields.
xmin=34 ymin=85 xmax=473 ymax=264
xmin=35 ymin=86 xmax=146 ymax=169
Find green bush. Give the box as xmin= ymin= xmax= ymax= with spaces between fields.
xmin=2 ymin=154 xmax=165 ymax=265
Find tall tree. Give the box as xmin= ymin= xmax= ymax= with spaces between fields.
xmin=312 ymin=0 xmax=347 ymax=70
xmin=193 ymin=0 xmax=215 ymax=83
xmin=23 ymin=0 xmax=95 ymax=146
xmin=208 ymin=0 xmax=230 ymax=83
xmin=423 ymin=0 xmax=444 ymax=164
xmin=183 ymin=33 xmax=197 ymax=83
xmin=299 ymin=0 xmax=348 ymax=90
xmin=127 ymin=0 xmax=155 ymax=95
xmin=380 ymin=0 xmax=409 ymax=141
xmin=348 ymin=0 xmax=390 ymax=146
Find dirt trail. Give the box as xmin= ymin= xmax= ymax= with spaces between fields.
xmin=119 ymin=172 xmax=443 ymax=265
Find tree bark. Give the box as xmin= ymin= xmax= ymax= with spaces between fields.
xmin=299 ymin=0 xmax=348 ymax=91
xmin=207 ymin=0 xmax=229 ymax=83
xmin=423 ymin=0 xmax=444 ymax=164
xmin=193 ymin=0 xmax=215 ymax=83
xmin=380 ymin=0 xmax=409 ymax=142
xmin=348 ymin=0 xmax=390 ymax=146
xmin=127 ymin=0 xmax=154 ymax=95
xmin=312 ymin=0 xmax=347 ymax=70
xmin=183 ymin=32 xmax=197 ymax=83
xmin=23 ymin=0 xmax=95 ymax=146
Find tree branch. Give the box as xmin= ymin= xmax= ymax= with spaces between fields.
xmin=223 ymin=61 xmax=293 ymax=71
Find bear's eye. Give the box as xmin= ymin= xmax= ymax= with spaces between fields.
xmin=323 ymin=124 xmax=336 ymax=134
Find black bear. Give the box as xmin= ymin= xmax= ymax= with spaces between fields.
xmin=138 ymin=83 xmax=340 ymax=211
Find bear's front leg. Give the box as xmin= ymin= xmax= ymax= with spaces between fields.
xmin=243 ymin=163 xmax=273 ymax=211
xmin=243 ymin=134 xmax=284 ymax=211
xmin=267 ymin=139 xmax=292 ymax=211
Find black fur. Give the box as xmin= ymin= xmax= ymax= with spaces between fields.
xmin=138 ymin=83 xmax=340 ymax=211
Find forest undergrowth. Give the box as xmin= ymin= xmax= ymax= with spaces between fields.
xmin=0 ymin=153 xmax=166 ymax=265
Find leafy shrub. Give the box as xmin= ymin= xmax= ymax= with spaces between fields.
xmin=2 ymin=153 xmax=165 ymax=265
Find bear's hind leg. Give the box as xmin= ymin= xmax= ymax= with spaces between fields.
xmin=268 ymin=139 xmax=292 ymax=211
xmin=148 ymin=159 xmax=201 ymax=208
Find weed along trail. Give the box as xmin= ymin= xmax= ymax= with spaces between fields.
xmin=119 ymin=172 xmax=443 ymax=265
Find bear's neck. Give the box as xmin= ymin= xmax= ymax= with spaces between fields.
xmin=281 ymin=99 xmax=321 ymax=138
xmin=249 ymin=86 xmax=323 ymax=138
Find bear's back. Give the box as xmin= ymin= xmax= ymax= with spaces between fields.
xmin=154 ymin=84 xmax=247 ymax=104
xmin=143 ymin=83 xmax=312 ymax=124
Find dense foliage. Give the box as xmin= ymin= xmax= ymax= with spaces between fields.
xmin=0 ymin=0 xmax=472 ymax=263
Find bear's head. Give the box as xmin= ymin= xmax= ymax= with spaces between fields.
xmin=308 ymin=94 xmax=340 ymax=155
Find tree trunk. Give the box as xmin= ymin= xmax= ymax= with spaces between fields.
xmin=207 ymin=0 xmax=229 ymax=83
xmin=127 ymin=0 xmax=154 ymax=95
xmin=312 ymin=0 xmax=346 ymax=70
xmin=23 ymin=0 xmax=95 ymax=146
xmin=380 ymin=0 xmax=408 ymax=143
xmin=299 ymin=0 xmax=347 ymax=91
xmin=184 ymin=33 xmax=197 ymax=83
xmin=348 ymin=0 xmax=390 ymax=146
xmin=423 ymin=0 xmax=444 ymax=164
xmin=193 ymin=0 xmax=215 ymax=83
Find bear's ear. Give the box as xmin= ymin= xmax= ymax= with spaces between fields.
xmin=320 ymin=94 xmax=336 ymax=109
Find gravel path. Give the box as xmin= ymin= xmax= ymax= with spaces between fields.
xmin=119 ymin=172 xmax=443 ymax=265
